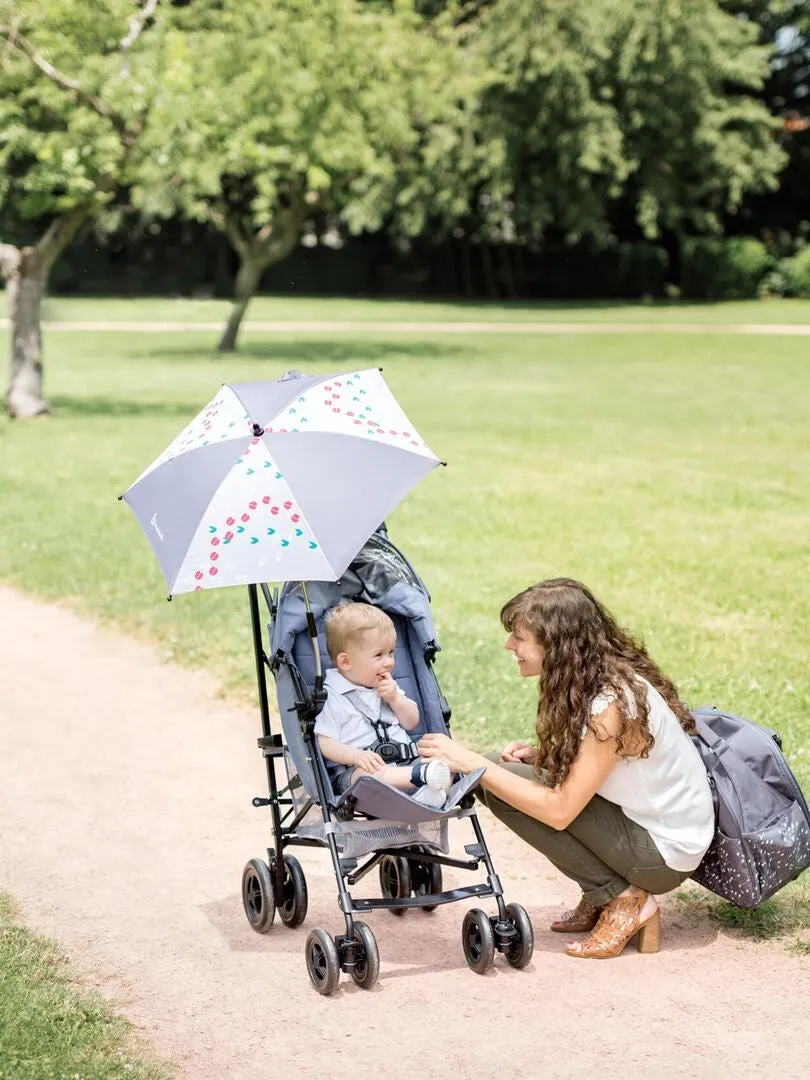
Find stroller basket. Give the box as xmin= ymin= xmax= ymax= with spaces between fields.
xmin=241 ymin=526 xmax=535 ymax=995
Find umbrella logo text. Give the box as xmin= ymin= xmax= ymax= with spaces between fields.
xmin=150 ymin=513 xmax=165 ymax=541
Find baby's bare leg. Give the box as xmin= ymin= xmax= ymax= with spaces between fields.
xmin=376 ymin=765 xmax=417 ymax=791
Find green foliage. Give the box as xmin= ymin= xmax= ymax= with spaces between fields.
xmin=472 ymin=0 xmax=787 ymax=240
xmin=0 ymin=1 xmax=166 ymax=223
xmin=134 ymin=0 xmax=489 ymax=240
xmin=0 ymin=893 xmax=168 ymax=1080
xmin=791 ymin=245 xmax=810 ymax=297
xmin=681 ymin=236 xmax=773 ymax=299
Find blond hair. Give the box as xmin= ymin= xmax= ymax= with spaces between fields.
xmin=324 ymin=601 xmax=395 ymax=663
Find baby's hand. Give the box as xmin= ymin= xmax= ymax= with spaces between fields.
xmin=355 ymin=749 xmax=384 ymax=773
xmin=376 ymin=673 xmax=398 ymax=703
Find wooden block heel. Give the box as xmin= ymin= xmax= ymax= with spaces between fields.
xmin=636 ymin=911 xmax=660 ymax=954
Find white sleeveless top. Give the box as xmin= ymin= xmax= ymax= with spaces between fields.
xmin=589 ymin=677 xmax=715 ymax=872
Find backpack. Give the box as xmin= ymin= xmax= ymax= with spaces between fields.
xmin=689 ymin=707 xmax=810 ymax=908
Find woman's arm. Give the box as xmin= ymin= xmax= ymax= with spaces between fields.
xmin=418 ymin=703 xmax=622 ymax=830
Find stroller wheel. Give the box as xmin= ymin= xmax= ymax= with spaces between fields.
xmin=276 ymin=854 xmax=308 ymax=928
xmin=305 ymin=928 xmax=341 ymax=996
xmin=413 ymin=857 xmax=442 ymax=913
xmin=378 ymin=855 xmax=412 ymax=915
xmin=462 ymin=908 xmax=495 ymax=974
xmin=349 ymin=921 xmax=380 ymax=990
xmin=503 ymin=903 xmax=534 ymax=969
xmin=242 ymin=858 xmax=276 ymax=933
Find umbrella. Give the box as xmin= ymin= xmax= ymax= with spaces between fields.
xmin=121 ymin=368 xmax=441 ymax=595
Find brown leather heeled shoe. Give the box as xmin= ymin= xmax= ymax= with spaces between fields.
xmin=564 ymin=891 xmax=660 ymax=959
xmin=550 ymin=895 xmax=603 ymax=933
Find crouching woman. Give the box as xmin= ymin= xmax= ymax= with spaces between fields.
xmin=419 ymin=578 xmax=715 ymax=959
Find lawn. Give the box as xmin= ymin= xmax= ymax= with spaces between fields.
xmin=0 ymin=894 xmax=168 ymax=1080
xmin=3 ymin=293 xmax=810 ymax=325
xmin=1 ymin=300 xmax=809 ymax=931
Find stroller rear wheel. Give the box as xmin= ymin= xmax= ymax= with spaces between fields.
xmin=379 ymin=855 xmax=412 ymax=915
xmin=276 ymin=854 xmax=308 ymax=928
xmin=349 ymin=921 xmax=380 ymax=990
xmin=412 ymin=856 xmax=443 ymax=913
xmin=462 ymin=908 xmax=495 ymax=974
xmin=305 ymin=928 xmax=341 ymax=996
xmin=503 ymin=902 xmax=534 ymax=969
xmin=242 ymin=858 xmax=276 ymax=933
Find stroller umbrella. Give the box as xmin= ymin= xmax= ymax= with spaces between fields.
xmin=121 ymin=368 xmax=441 ymax=595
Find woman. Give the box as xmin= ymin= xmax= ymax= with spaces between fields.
xmin=418 ymin=578 xmax=715 ymax=959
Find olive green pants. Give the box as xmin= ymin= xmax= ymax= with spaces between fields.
xmin=476 ymin=757 xmax=690 ymax=906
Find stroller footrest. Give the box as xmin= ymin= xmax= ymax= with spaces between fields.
xmin=352 ymin=882 xmax=493 ymax=912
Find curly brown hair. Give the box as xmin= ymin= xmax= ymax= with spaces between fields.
xmin=500 ymin=578 xmax=695 ymax=787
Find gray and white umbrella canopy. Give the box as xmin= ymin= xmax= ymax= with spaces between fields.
xmin=122 ymin=369 xmax=441 ymax=595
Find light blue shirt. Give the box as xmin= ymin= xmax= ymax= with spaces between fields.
xmin=314 ymin=668 xmax=413 ymax=751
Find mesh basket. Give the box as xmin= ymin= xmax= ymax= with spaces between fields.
xmin=296 ymin=816 xmax=449 ymax=860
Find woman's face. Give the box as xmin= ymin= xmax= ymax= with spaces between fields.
xmin=504 ymin=621 xmax=545 ymax=677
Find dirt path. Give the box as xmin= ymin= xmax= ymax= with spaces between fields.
xmin=1 ymin=317 xmax=809 ymax=334
xmin=1 ymin=585 xmax=807 ymax=1080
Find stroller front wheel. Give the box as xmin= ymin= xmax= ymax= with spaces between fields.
xmin=349 ymin=921 xmax=380 ymax=990
xmin=503 ymin=902 xmax=534 ymax=969
xmin=305 ymin=928 xmax=341 ymax=996
xmin=242 ymin=858 xmax=276 ymax=933
xmin=276 ymin=854 xmax=308 ymax=928
xmin=462 ymin=908 xmax=495 ymax=974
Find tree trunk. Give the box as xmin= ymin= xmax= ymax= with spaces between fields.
xmin=217 ymin=257 xmax=266 ymax=353
xmin=3 ymin=207 xmax=90 ymax=418
xmin=5 ymin=257 xmax=49 ymax=418
xmin=215 ymin=197 xmax=308 ymax=353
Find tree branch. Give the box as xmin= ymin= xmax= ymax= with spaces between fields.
xmin=121 ymin=0 xmax=159 ymax=76
xmin=35 ymin=206 xmax=92 ymax=268
xmin=0 ymin=23 xmax=129 ymax=137
xmin=207 ymin=205 xmax=251 ymax=262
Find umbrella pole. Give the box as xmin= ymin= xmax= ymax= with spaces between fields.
xmin=299 ymin=580 xmax=323 ymax=697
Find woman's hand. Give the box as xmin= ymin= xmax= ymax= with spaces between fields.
xmin=417 ymin=733 xmax=485 ymax=775
xmin=500 ymin=740 xmax=537 ymax=764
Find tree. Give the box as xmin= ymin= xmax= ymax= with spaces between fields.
xmin=720 ymin=1 xmax=810 ymax=234
xmin=133 ymin=0 xmax=490 ymax=351
xmin=0 ymin=1 xmax=163 ymax=417
xmin=463 ymin=0 xmax=787 ymax=243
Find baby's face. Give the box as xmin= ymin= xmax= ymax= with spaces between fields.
xmin=340 ymin=628 xmax=396 ymax=688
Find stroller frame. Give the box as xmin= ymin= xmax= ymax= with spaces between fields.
xmin=242 ymin=540 xmax=534 ymax=994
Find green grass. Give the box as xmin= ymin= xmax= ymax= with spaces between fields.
xmin=675 ymin=884 xmax=810 ymax=951
xmin=3 ymin=293 xmax=810 ymax=325
xmin=1 ymin=303 xmax=809 ymax=934
xmin=0 ymin=894 xmax=168 ymax=1080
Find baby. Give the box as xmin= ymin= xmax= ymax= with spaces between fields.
xmin=314 ymin=600 xmax=451 ymax=808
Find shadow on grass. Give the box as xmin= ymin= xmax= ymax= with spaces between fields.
xmin=49 ymin=395 xmax=204 ymax=419
xmin=674 ymin=876 xmax=810 ymax=947
xmin=156 ymin=338 xmax=468 ymax=364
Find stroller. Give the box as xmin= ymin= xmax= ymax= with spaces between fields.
xmin=241 ymin=526 xmax=534 ymax=994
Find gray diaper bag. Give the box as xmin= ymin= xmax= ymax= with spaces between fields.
xmin=689 ymin=707 xmax=810 ymax=908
